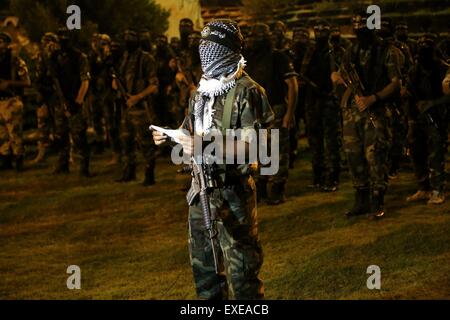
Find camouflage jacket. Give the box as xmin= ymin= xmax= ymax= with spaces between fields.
xmin=182 ymin=73 xmax=274 ymax=181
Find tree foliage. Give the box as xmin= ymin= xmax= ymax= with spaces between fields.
xmin=9 ymin=0 xmax=170 ymax=43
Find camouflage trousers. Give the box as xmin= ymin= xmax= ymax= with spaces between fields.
xmin=342 ymin=104 xmax=391 ymax=192
xmin=388 ymin=105 xmax=407 ymax=173
xmin=54 ymin=106 xmax=90 ymax=167
xmin=305 ymin=95 xmax=342 ymax=184
xmin=0 ymin=97 xmax=24 ymax=157
xmin=120 ymin=107 xmax=156 ymax=167
xmin=188 ymin=175 xmax=264 ymax=300
xmin=92 ymin=91 xmax=121 ymax=154
xmin=408 ymin=110 xmax=447 ymax=192
xmin=36 ymin=95 xmax=57 ymax=150
xmin=91 ymin=90 xmax=106 ymax=145
xmin=256 ymin=104 xmax=289 ymax=189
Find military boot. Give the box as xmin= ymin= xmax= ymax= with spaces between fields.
xmin=143 ymin=161 xmax=156 ymax=186
xmin=115 ymin=163 xmax=136 ymax=183
xmin=345 ymin=188 xmax=371 ymax=217
xmin=368 ymin=189 xmax=385 ymax=220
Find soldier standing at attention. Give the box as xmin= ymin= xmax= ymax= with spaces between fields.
xmin=246 ymin=23 xmax=298 ymax=205
xmin=153 ymin=19 xmax=273 ymax=299
xmin=31 ymin=33 xmax=59 ymax=165
xmin=114 ymin=29 xmax=159 ymax=186
xmin=0 ymin=32 xmax=31 ymax=171
xmin=50 ymin=28 xmax=92 ymax=177
xmin=332 ymin=12 xmax=401 ymax=219
xmin=405 ymin=33 xmax=448 ymax=205
xmin=301 ymin=20 xmax=342 ymax=192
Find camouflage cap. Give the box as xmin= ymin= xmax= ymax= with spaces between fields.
xmin=41 ymin=32 xmax=58 ymax=43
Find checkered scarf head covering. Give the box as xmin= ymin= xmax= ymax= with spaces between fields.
xmin=194 ymin=20 xmax=246 ymax=135
xmin=199 ymin=19 xmax=243 ymax=79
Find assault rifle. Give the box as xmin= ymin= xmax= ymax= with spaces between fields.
xmin=188 ymin=154 xmax=220 ymax=274
xmin=416 ymin=95 xmax=450 ymax=130
xmin=339 ymin=60 xmax=377 ymax=128
xmin=110 ymin=67 xmax=129 ymax=103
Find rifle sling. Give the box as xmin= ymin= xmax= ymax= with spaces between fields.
xmin=221 ymin=84 xmax=237 ymax=135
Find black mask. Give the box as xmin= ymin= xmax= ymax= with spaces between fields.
xmin=330 ymin=34 xmax=340 ymax=44
xmin=126 ymin=40 xmax=139 ymax=52
xmin=418 ymin=46 xmax=434 ymax=64
xmin=252 ymin=37 xmax=272 ymax=52
xmin=180 ymin=29 xmax=191 ymax=49
xmin=293 ymin=41 xmax=306 ymax=53
xmin=397 ymin=34 xmax=407 ymax=42
xmin=355 ymin=28 xmax=374 ymax=49
xmin=316 ymin=32 xmax=329 ymax=47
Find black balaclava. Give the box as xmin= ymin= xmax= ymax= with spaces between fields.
xmin=376 ymin=18 xmax=394 ymax=42
xmin=139 ymin=30 xmax=152 ymax=52
xmin=395 ymin=23 xmax=409 ymax=42
xmin=170 ymin=37 xmax=181 ymax=56
xmin=417 ymin=33 xmax=437 ymax=66
xmin=292 ymin=27 xmax=309 ymax=52
xmin=189 ymin=31 xmax=201 ymax=64
xmin=272 ymin=21 xmax=287 ymax=49
xmin=313 ymin=20 xmax=331 ymax=48
xmin=179 ymin=18 xmax=194 ymax=50
xmin=57 ymin=27 xmax=71 ymax=51
xmin=155 ymin=35 xmax=168 ymax=57
xmin=124 ymin=29 xmax=139 ymax=53
xmin=41 ymin=32 xmax=59 ymax=59
xmin=330 ymin=26 xmax=341 ymax=45
xmin=250 ymin=23 xmax=272 ymax=53
xmin=352 ymin=14 xmax=375 ymax=49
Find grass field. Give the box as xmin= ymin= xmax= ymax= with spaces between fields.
xmin=0 ymin=141 xmax=449 ymax=300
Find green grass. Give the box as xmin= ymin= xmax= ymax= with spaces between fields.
xmin=0 ymin=140 xmax=449 ymax=300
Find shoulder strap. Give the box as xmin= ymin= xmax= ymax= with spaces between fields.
xmin=221 ymin=84 xmax=238 ymax=135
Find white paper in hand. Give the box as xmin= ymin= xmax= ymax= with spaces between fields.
xmin=149 ymin=125 xmax=187 ymax=144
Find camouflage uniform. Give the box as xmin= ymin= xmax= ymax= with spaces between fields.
xmin=34 ymin=34 xmax=59 ymax=163
xmin=117 ymin=46 xmax=159 ymax=183
xmin=342 ymin=37 xmax=401 ymax=217
xmin=246 ymin=24 xmax=297 ymax=203
xmin=183 ymin=74 xmax=273 ymax=300
xmin=0 ymin=45 xmax=29 ymax=169
xmin=89 ymin=35 xmax=118 ymax=155
xmin=406 ymin=48 xmax=448 ymax=196
xmin=50 ymin=44 xmax=91 ymax=175
xmin=301 ymin=35 xmax=343 ymax=190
